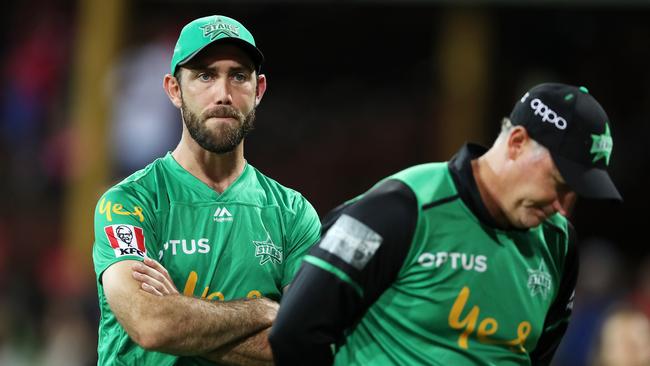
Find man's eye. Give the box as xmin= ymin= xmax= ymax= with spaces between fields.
xmin=198 ymin=73 xmax=211 ymax=81
xmin=233 ymin=73 xmax=247 ymax=82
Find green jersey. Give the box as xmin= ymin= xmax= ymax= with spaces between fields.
xmin=270 ymin=144 xmax=577 ymax=365
xmin=93 ymin=153 xmax=321 ymax=365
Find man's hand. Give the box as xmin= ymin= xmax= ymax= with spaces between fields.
xmin=129 ymin=257 xmax=277 ymax=365
xmin=132 ymin=257 xmax=179 ymax=296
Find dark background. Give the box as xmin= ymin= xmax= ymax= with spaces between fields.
xmin=0 ymin=1 xmax=648 ymax=364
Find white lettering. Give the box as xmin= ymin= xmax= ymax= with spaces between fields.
xmin=419 ymin=251 xmax=488 ymax=273
xmin=418 ymin=252 xmax=436 ymax=267
xmin=529 ymin=98 xmax=567 ymax=130
xmin=450 ymin=252 xmax=461 ymax=269
xmin=461 ymin=254 xmax=474 ymax=270
xmin=163 ymin=238 xmax=210 ymax=256
xmin=436 ymin=252 xmax=448 ymax=267
xmin=182 ymin=239 xmax=196 ymax=254
xmin=475 ymin=255 xmax=487 ymax=272
xmin=169 ymin=239 xmax=180 ymax=255
xmin=198 ymin=238 xmax=210 ymax=253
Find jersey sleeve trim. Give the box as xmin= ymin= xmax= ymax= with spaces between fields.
xmin=304 ymin=255 xmax=363 ymax=297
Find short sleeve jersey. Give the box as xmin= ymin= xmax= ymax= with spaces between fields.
xmin=92 ymin=153 xmax=321 ymax=366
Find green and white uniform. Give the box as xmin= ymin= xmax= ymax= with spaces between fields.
xmin=93 ymin=153 xmax=321 ymax=365
xmin=270 ymin=144 xmax=577 ymax=366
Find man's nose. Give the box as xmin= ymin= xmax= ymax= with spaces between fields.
xmin=553 ymin=191 xmax=577 ymax=217
xmin=212 ymin=77 xmax=233 ymax=105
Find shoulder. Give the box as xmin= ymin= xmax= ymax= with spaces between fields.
xmin=247 ymin=164 xmax=315 ymax=214
xmin=95 ymin=157 xmax=170 ymax=221
xmin=382 ymin=162 xmax=457 ymax=208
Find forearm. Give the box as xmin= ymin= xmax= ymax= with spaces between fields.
xmin=203 ymin=328 xmax=273 ymax=366
xmin=132 ymin=294 xmax=274 ymax=355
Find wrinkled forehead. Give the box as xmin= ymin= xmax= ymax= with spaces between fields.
xmin=181 ymin=42 xmax=256 ymax=73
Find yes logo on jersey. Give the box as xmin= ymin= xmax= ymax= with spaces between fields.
xmin=104 ymin=224 xmax=146 ymax=258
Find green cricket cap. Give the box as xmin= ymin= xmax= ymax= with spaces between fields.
xmin=170 ymin=15 xmax=264 ymax=75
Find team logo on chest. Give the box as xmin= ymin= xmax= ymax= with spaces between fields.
xmin=527 ymin=261 xmax=552 ymax=299
xmin=253 ymin=233 xmax=282 ymax=265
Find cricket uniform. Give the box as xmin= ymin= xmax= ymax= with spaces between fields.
xmin=270 ymin=144 xmax=577 ymax=365
xmin=93 ymin=153 xmax=321 ymax=365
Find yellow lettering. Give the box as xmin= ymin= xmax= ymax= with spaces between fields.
xmin=99 ymin=198 xmax=112 ymax=221
xmin=112 ymin=203 xmax=127 ymax=215
xmin=477 ymin=317 xmax=498 ymax=343
xmin=132 ymin=206 xmax=145 ymax=222
xmin=447 ymin=287 xmax=533 ymax=353
xmin=506 ymin=321 xmax=531 ymax=353
xmin=207 ymin=292 xmax=225 ymax=301
xmin=181 ymin=271 xmax=261 ymax=302
xmin=100 ymin=201 xmax=145 ymax=222
xmin=448 ymin=286 xmax=479 ymax=349
xmin=183 ymin=271 xmax=198 ymax=296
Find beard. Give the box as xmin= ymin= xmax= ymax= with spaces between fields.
xmin=181 ymin=100 xmax=256 ymax=154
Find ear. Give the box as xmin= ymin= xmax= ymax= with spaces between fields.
xmin=163 ymin=74 xmax=183 ymax=109
xmin=506 ymin=126 xmax=529 ymax=160
xmin=255 ymin=74 xmax=267 ymax=106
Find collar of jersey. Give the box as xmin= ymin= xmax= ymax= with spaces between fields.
xmin=163 ymin=152 xmax=252 ymax=200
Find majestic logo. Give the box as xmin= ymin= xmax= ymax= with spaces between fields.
xmin=527 ymin=261 xmax=552 ymax=299
xmin=590 ymin=123 xmax=613 ymax=165
xmin=528 ymin=98 xmax=567 ymax=130
xmin=253 ymin=234 xmax=282 ymax=265
xmin=213 ymin=207 xmax=233 ymax=222
xmin=104 ymin=224 xmax=146 ymax=257
xmin=201 ymin=18 xmax=240 ymax=40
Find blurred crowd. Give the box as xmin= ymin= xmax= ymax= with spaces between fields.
xmin=1 ymin=1 xmax=649 ymax=365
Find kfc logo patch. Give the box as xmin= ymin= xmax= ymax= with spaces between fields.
xmin=104 ymin=225 xmax=146 ymax=257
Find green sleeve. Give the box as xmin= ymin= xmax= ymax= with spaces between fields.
xmin=281 ymin=195 xmax=321 ymax=287
xmin=92 ymin=186 xmax=157 ymax=284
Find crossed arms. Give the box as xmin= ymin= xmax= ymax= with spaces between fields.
xmin=102 ymin=257 xmax=277 ymax=365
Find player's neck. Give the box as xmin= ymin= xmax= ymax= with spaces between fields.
xmin=472 ymin=154 xmax=510 ymax=228
xmin=172 ymin=138 xmax=246 ymax=194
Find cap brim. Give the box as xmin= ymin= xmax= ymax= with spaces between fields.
xmin=178 ymin=38 xmax=264 ymax=72
xmin=552 ymin=154 xmax=622 ymax=201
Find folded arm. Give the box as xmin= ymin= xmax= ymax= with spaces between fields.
xmin=103 ymin=259 xmax=278 ymax=356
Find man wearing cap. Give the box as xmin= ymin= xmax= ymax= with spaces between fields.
xmin=269 ymin=83 xmax=621 ymax=365
xmin=92 ymin=15 xmax=320 ymax=365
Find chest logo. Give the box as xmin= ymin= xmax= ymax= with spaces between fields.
xmin=527 ymin=261 xmax=552 ymax=299
xmin=253 ymin=234 xmax=282 ymax=265
xmin=213 ymin=207 xmax=233 ymax=222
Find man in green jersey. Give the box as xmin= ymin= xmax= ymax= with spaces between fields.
xmin=269 ymin=83 xmax=622 ymax=365
xmin=92 ymin=15 xmax=321 ymax=365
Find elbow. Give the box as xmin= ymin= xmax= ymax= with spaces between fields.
xmin=127 ymin=317 xmax=173 ymax=351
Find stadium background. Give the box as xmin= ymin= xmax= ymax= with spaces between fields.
xmin=1 ymin=0 xmax=649 ymax=364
